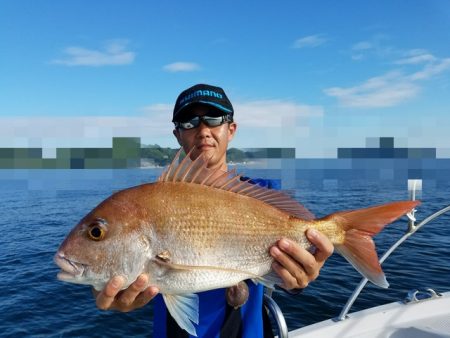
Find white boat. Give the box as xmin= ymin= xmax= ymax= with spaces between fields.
xmin=289 ymin=289 xmax=450 ymax=338
xmin=264 ymin=180 xmax=450 ymax=338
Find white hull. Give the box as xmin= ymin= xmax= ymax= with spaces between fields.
xmin=289 ymin=290 xmax=450 ymax=338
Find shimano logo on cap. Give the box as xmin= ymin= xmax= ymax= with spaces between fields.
xmin=179 ymin=90 xmax=223 ymax=105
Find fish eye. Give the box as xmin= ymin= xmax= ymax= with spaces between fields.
xmin=87 ymin=221 xmax=106 ymax=241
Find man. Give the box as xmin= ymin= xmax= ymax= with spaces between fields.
xmin=95 ymin=84 xmax=333 ymax=337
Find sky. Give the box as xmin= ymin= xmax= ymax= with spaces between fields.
xmin=1 ymin=0 xmax=450 ymax=157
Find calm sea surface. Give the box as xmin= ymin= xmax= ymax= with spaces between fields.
xmin=0 ymin=168 xmax=449 ymax=337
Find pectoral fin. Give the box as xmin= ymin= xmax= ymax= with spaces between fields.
xmin=255 ymin=270 xmax=284 ymax=290
xmin=163 ymin=293 xmax=199 ymax=337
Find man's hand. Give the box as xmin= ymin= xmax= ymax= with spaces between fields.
xmin=270 ymin=229 xmax=333 ymax=290
xmin=93 ymin=274 xmax=159 ymax=312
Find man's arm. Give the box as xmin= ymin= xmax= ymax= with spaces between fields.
xmin=94 ymin=275 xmax=159 ymax=312
xmin=270 ymin=229 xmax=333 ymax=290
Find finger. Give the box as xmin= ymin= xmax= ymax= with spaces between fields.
xmin=116 ymin=274 xmax=149 ymax=308
xmin=274 ymin=239 xmax=318 ymax=277
xmin=271 ymin=261 xmax=306 ymax=290
xmin=133 ymin=286 xmax=159 ymax=308
xmin=96 ymin=276 xmax=125 ymax=310
xmin=117 ymin=286 xmax=159 ymax=312
xmin=270 ymin=245 xmax=310 ymax=289
xmin=306 ymin=229 xmax=334 ymax=263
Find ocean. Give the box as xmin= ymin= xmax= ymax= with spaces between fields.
xmin=0 ymin=168 xmax=449 ymax=337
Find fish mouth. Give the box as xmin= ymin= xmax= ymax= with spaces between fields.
xmin=54 ymin=252 xmax=86 ymax=281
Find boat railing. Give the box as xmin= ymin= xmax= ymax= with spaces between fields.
xmin=336 ymin=180 xmax=450 ymax=321
xmin=263 ymin=293 xmax=289 ymax=338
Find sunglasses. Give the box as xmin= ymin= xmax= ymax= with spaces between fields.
xmin=174 ymin=115 xmax=233 ymax=130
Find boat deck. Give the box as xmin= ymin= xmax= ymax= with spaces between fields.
xmin=289 ymin=291 xmax=450 ymax=338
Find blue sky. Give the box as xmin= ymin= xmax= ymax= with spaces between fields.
xmin=1 ymin=1 xmax=450 ymax=157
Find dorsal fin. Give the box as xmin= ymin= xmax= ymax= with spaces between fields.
xmin=158 ymin=148 xmax=314 ymax=220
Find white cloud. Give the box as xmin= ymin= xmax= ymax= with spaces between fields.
xmin=326 ymin=48 xmax=450 ymax=108
xmin=325 ymin=72 xmax=419 ymax=108
xmin=350 ymin=41 xmax=373 ymax=60
xmin=394 ymin=50 xmax=450 ymax=79
xmin=292 ymin=35 xmax=326 ymax=49
xmin=396 ymin=54 xmax=436 ymax=65
xmin=351 ymin=54 xmax=364 ymax=61
xmin=140 ymin=103 xmax=173 ymax=115
xmin=230 ymin=100 xmax=323 ymax=149
xmin=235 ymin=100 xmax=323 ymax=127
xmin=349 ymin=36 xmax=398 ymax=61
xmin=352 ymin=41 xmax=373 ymax=51
xmin=163 ymin=62 xmax=200 ymax=73
xmin=0 ymin=100 xmax=323 ymax=149
xmin=395 ymin=49 xmax=436 ymax=65
xmin=0 ymin=114 xmax=175 ymax=149
xmin=409 ymin=58 xmax=450 ymax=80
xmin=406 ymin=49 xmax=430 ymax=56
xmin=51 ymin=40 xmax=135 ymax=66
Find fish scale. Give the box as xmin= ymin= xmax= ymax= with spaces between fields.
xmin=145 ymin=183 xmax=299 ymax=270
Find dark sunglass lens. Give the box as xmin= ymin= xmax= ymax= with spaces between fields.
xmin=203 ymin=116 xmax=223 ymax=127
xmin=180 ymin=116 xmax=200 ymax=129
xmin=177 ymin=115 xmax=228 ymax=129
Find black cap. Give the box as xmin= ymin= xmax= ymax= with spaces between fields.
xmin=172 ymin=84 xmax=234 ymax=122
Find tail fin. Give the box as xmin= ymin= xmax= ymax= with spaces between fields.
xmin=327 ymin=200 xmax=420 ymax=288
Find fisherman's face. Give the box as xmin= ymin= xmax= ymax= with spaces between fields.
xmin=173 ymin=105 xmax=237 ymax=171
